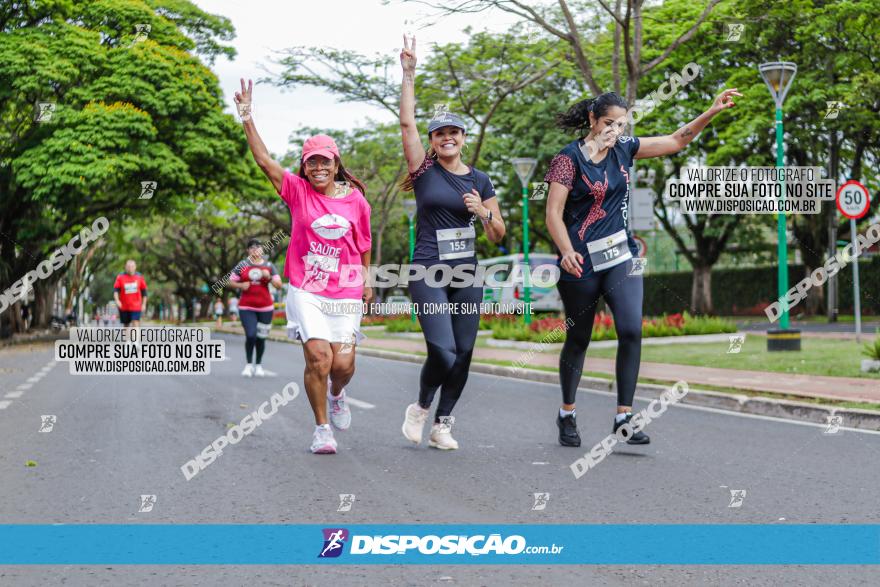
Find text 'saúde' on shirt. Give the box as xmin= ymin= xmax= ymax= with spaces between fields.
xmin=279 ymin=172 xmax=372 ymax=299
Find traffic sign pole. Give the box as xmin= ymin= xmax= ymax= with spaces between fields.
xmin=522 ymin=184 xmax=531 ymax=325
xmin=835 ymin=180 xmax=871 ymax=343
xmin=851 ymin=217 xmax=861 ymax=342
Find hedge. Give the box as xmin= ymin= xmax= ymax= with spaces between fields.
xmin=644 ymin=257 xmax=878 ymax=316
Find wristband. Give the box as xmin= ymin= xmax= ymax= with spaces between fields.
xmin=237 ymin=103 xmax=253 ymax=122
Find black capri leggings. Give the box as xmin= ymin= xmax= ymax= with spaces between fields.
xmin=557 ymin=259 xmax=643 ymax=407
xmin=239 ymin=309 xmax=274 ymax=365
xmin=408 ymin=265 xmax=483 ymax=421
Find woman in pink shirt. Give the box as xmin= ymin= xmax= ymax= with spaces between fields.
xmin=236 ymin=78 xmax=373 ymax=455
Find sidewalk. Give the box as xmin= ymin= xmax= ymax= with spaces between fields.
xmin=215 ymin=324 xmax=880 ymax=406
xmin=357 ymin=336 xmax=880 ymax=405
xmin=739 ymin=320 xmax=880 ymax=339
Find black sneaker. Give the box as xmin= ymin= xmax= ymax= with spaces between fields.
xmin=613 ymin=413 xmax=650 ymax=445
xmin=557 ymin=412 xmax=581 ymax=447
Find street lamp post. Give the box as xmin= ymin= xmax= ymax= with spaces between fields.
xmin=512 ymin=157 xmax=538 ymax=325
xmin=403 ymin=199 xmax=417 ymax=323
xmin=759 ymin=60 xmax=801 ymax=351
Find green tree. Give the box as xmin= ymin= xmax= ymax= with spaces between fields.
xmin=0 ymin=1 xmax=257 ymax=335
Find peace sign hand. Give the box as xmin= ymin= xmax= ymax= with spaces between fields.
xmin=234 ymin=78 xmax=254 ymax=120
xmin=400 ymin=35 xmax=417 ymax=73
xmin=234 ymin=78 xmax=253 ymax=108
xmin=711 ymin=88 xmax=743 ymax=114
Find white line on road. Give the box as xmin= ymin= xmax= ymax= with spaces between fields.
xmin=397 ymin=365 xmax=880 ymax=437
xmin=662 ymin=402 xmax=880 ymax=436
xmin=4 ymin=391 xmax=23 ymax=399
xmin=17 ymin=383 xmax=33 ymax=391
xmin=0 ymin=401 xmax=11 ymax=409
xmin=26 ymin=376 xmax=41 ymax=383
xmin=346 ymin=396 xmax=375 ymax=409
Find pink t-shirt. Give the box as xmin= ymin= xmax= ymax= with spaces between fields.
xmin=279 ymin=171 xmax=372 ymax=299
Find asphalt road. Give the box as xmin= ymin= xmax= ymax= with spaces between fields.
xmin=1 ymin=332 xmax=878 ymax=586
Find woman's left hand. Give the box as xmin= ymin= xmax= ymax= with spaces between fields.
xmin=362 ymin=287 xmax=374 ymax=305
xmin=462 ymin=189 xmax=485 ymax=217
xmin=711 ymin=88 xmax=743 ymax=114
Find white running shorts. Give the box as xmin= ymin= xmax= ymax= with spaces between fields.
xmin=285 ymin=285 xmax=365 ymax=345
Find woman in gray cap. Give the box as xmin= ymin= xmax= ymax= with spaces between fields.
xmin=397 ymin=35 xmax=506 ymax=450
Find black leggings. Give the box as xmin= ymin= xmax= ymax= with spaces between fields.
xmin=408 ymin=269 xmax=482 ymax=420
xmin=239 ymin=309 xmax=274 ymax=364
xmin=557 ymin=259 xmax=643 ymax=407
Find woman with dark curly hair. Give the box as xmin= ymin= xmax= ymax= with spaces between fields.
xmin=546 ymin=88 xmax=741 ymax=448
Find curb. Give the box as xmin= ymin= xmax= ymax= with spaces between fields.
xmin=0 ymin=329 xmax=69 ymax=348
xmin=219 ymin=327 xmax=880 ymax=432
xmin=351 ymin=348 xmax=880 ymax=433
xmin=483 ymin=331 xmax=742 ymax=351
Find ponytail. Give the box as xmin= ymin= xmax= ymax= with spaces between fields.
xmin=398 ymin=146 xmax=437 ymax=192
xmin=556 ymin=92 xmax=629 ymax=135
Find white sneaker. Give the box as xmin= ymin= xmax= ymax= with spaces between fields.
xmin=429 ymin=416 xmax=459 ymax=450
xmin=241 ymin=364 xmax=254 ymax=377
xmin=402 ymin=402 xmax=429 ymax=444
xmin=328 ymin=389 xmax=351 ymax=430
xmin=254 ymin=365 xmax=266 ymax=378
xmin=310 ymin=425 xmax=337 ymax=454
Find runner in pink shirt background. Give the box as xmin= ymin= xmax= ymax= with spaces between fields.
xmin=236 ymin=78 xmax=373 ymax=455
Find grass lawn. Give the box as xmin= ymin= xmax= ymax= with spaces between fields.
xmin=472 ymin=358 xmax=880 ymax=411
xmin=346 ymin=327 xmax=879 ymax=378
xmin=586 ymin=336 xmax=880 ymax=379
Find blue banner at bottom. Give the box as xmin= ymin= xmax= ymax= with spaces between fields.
xmin=0 ymin=524 xmax=877 ymax=565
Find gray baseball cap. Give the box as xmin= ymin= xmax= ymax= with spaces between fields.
xmin=427 ymin=112 xmax=467 ymax=136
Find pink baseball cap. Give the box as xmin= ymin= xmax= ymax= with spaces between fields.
xmin=301 ymin=134 xmax=340 ymax=162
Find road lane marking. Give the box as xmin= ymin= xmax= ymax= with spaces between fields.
xmin=361 ymin=360 xmax=880 ymax=437
xmin=0 ymin=401 xmax=11 ymax=409
xmin=17 ymin=383 xmax=33 ymax=391
xmin=557 ymin=378 xmax=880 ymax=435
xmin=345 ymin=396 xmax=375 ymax=409
xmin=659 ymin=402 xmax=880 ymax=436
xmin=5 ymin=391 xmax=23 ymax=399
xmin=27 ymin=376 xmax=41 ymax=383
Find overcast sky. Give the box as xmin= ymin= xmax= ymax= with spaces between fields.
xmin=194 ymin=0 xmax=523 ymax=156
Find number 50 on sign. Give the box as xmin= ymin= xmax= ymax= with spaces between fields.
xmin=836 ymin=180 xmax=870 ymax=220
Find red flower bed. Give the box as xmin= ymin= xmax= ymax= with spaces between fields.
xmin=529 ymin=316 xmax=569 ymax=332
xmin=594 ymin=311 xmax=614 ymax=329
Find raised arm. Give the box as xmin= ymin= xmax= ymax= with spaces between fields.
xmin=635 ymin=88 xmax=742 ymax=160
xmin=235 ymin=78 xmax=285 ymax=193
xmin=399 ymin=35 xmax=425 ymax=173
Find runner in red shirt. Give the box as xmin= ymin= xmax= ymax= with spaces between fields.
xmin=113 ymin=260 xmax=147 ymax=328
xmin=228 ymin=239 xmax=282 ymax=378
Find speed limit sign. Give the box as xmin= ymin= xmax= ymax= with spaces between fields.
xmin=836 ymin=180 xmax=871 ymax=219
xmin=633 ymin=235 xmax=647 ymax=257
